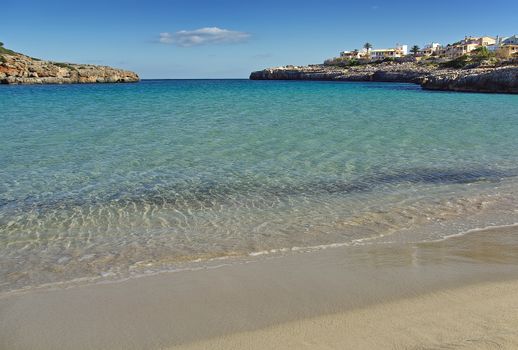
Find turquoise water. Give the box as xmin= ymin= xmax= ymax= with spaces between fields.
xmin=1 ymin=80 xmax=518 ymax=292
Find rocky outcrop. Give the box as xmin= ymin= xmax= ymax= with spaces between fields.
xmin=250 ymin=63 xmax=518 ymax=94
xmin=0 ymin=51 xmax=139 ymax=84
xmin=420 ymin=67 xmax=518 ymax=93
xmin=250 ymin=63 xmax=432 ymax=82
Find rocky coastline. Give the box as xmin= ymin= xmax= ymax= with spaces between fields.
xmin=0 ymin=50 xmax=139 ymax=84
xmin=250 ymin=62 xmax=518 ymax=94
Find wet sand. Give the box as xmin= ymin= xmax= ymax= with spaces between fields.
xmin=1 ymin=225 xmax=518 ymax=350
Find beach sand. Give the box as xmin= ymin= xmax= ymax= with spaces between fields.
xmin=177 ymin=279 xmax=518 ymax=350
xmin=1 ymin=225 xmax=518 ymax=350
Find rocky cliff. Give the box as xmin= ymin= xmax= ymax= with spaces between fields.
xmin=250 ymin=63 xmax=518 ymax=94
xmin=0 ymin=49 xmax=139 ymax=84
xmin=420 ymin=67 xmax=518 ymax=93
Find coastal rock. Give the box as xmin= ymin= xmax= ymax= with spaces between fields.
xmin=0 ymin=51 xmax=139 ymax=84
xmin=249 ymin=63 xmax=435 ymax=83
xmin=250 ymin=62 xmax=518 ymax=94
xmin=421 ymin=67 xmax=518 ymax=94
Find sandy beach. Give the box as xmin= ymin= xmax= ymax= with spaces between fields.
xmin=177 ymin=279 xmax=518 ymax=350
xmin=3 ymin=2 xmax=518 ymax=350
xmin=1 ymin=225 xmax=518 ymax=350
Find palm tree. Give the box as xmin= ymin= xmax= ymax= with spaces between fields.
xmin=363 ymin=42 xmax=372 ymax=56
xmin=411 ymin=45 xmax=420 ymax=56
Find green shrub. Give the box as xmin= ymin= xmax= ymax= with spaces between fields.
xmin=370 ymin=57 xmax=394 ymax=64
xmin=420 ymin=59 xmax=439 ymax=67
xmin=53 ymin=62 xmax=74 ymax=69
xmin=440 ymin=55 xmax=470 ymax=68
xmin=0 ymin=45 xmax=17 ymax=55
xmin=472 ymin=46 xmax=495 ymax=61
xmin=324 ymin=57 xmax=363 ymax=67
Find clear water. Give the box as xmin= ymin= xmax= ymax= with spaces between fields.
xmin=1 ymin=80 xmax=518 ymax=293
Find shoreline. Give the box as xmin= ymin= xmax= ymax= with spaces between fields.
xmin=3 ymin=217 xmax=517 ymax=298
xmin=1 ymin=224 xmax=518 ymax=350
xmin=249 ymin=63 xmax=518 ymax=94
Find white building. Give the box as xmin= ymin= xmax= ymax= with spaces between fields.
xmin=339 ymin=49 xmax=364 ymax=59
xmin=369 ymin=44 xmax=408 ymax=60
xmin=419 ymin=42 xmax=441 ymax=56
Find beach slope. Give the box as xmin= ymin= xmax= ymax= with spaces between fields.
xmin=177 ymin=279 xmax=518 ymax=350
xmin=1 ymin=226 xmax=518 ymax=350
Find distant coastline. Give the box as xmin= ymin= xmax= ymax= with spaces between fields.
xmin=250 ymin=61 xmax=518 ymax=94
xmin=0 ymin=44 xmax=139 ymax=84
xmin=251 ymin=34 xmax=518 ymax=94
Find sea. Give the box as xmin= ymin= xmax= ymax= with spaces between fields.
xmin=1 ymin=79 xmax=517 ymax=293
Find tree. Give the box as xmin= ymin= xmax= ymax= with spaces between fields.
xmin=473 ymin=46 xmax=492 ymax=60
xmin=363 ymin=42 xmax=372 ymax=56
xmin=0 ymin=42 xmax=3 ymax=47
xmin=411 ymin=45 xmax=420 ymax=56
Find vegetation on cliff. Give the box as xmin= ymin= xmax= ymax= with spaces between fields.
xmin=0 ymin=42 xmax=139 ymax=84
xmin=0 ymin=42 xmax=17 ymax=56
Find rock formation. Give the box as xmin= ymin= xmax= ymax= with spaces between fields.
xmin=0 ymin=49 xmax=139 ymax=84
xmin=420 ymin=67 xmax=518 ymax=93
xmin=250 ymin=62 xmax=518 ymax=94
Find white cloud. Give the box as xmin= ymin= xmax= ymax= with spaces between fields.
xmin=159 ymin=32 xmax=174 ymax=44
xmin=158 ymin=27 xmax=250 ymax=47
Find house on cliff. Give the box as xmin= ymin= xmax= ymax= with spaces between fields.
xmin=338 ymin=44 xmax=408 ymax=61
xmin=369 ymin=44 xmax=408 ymax=60
xmin=437 ymin=36 xmax=496 ymax=58
xmin=339 ymin=49 xmax=365 ymax=59
xmin=419 ymin=43 xmax=442 ymax=56
xmin=479 ymin=35 xmax=518 ymax=58
xmin=502 ymin=35 xmax=518 ymax=45
xmin=498 ymin=35 xmax=518 ymax=58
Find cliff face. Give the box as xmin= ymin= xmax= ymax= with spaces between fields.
xmin=420 ymin=67 xmax=518 ymax=94
xmin=250 ymin=63 xmax=432 ymax=83
xmin=0 ymin=51 xmax=139 ymax=84
xmin=250 ymin=63 xmax=518 ymax=94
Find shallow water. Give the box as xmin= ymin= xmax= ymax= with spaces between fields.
xmin=1 ymin=80 xmax=518 ymax=292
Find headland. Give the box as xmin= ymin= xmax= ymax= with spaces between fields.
xmin=0 ymin=44 xmax=139 ymax=84
xmin=251 ymin=35 xmax=518 ymax=93
xmin=250 ymin=61 xmax=518 ymax=94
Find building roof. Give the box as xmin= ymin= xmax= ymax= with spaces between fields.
xmin=370 ymin=49 xmax=397 ymax=52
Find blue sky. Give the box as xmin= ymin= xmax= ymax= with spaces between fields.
xmin=2 ymin=0 xmax=517 ymax=78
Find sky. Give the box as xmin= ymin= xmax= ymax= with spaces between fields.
xmin=2 ymin=0 xmax=517 ymax=79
